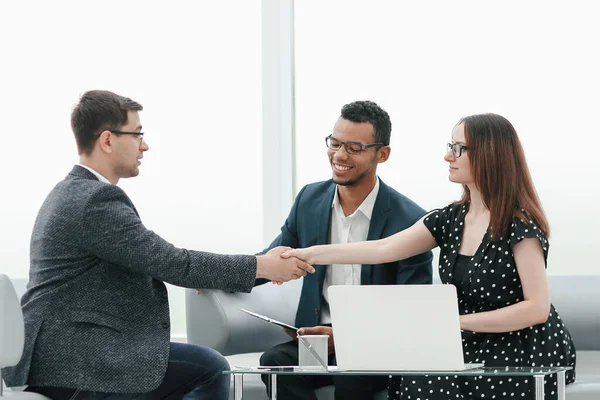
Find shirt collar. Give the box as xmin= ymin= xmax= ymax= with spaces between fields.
xmin=77 ymin=164 xmax=111 ymax=184
xmin=331 ymin=177 xmax=380 ymax=220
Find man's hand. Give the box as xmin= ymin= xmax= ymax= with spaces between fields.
xmin=271 ymin=246 xmax=316 ymax=285
xmin=256 ymin=247 xmax=315 ymax=282
xmin=266 ymin=246 xmax=292 ymax=257
xmin=298 ymin=326 xmax=335 ymax=355
xmin=284 ymin=328 xmax=298 ymax=340
xmin=267 ymin=247 xmax=291 ymax=285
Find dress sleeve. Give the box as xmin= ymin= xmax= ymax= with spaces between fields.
xmin=422 ymin=205 xmax=452 ymax=247
xmin=508 ymin=213 xmax=550 ymax=263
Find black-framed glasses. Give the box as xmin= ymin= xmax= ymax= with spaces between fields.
xmin=110 ymin=130 xmax=145 ymax=144
xmin=325 ymin=135 xmax=384 ymax=155
xmin=447 ymin=142 xmax=469 ymax=158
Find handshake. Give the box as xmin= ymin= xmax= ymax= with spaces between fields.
xmin=255 ymin=246 xmax=314 ymax=284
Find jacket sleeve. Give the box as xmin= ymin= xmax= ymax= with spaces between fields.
xmin=395 ymin=250 xmax=434 ymax=285
xmin=80 ymin=185 xmax=257 ymax=293
xmin=254 ymin=185 xmax=307 ymax=286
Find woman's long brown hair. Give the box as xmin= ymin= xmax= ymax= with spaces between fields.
xmin=457 ymin=113 xmax=550 ymax=239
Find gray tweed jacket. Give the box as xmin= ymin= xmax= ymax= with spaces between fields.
xmin=2 ymin=165 xmax=257 ymax=393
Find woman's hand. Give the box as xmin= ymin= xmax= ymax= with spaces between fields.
xmin=281 ymin=247 xmax=314 ymax=264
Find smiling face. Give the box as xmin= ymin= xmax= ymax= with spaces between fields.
xmin=445 ymin=122 xmax=474 ymax=185
xmin=111 ymin=110 xmax=149 ymax=179
xmin=328 ymin=117 xmax=387 ymax=187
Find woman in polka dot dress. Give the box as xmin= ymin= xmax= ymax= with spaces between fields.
xmin=284 ymin=113 xmax=576 ymax=399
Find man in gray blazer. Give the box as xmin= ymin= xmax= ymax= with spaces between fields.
xmin=1 ymin=90 xmax=314 ymax=399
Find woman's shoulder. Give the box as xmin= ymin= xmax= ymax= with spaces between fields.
xmin=508 ymin=210 xmax=549 ymax=250
xmin=426 ymin=202 xmax=466 ymax=219
xmin=423 ymin=202 xmax=467 ymax=230
xmin=510 ymin=211 xmax=546 ymax=236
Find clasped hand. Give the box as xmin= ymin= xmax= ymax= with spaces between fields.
xmin=197 ymin=246 xmax=314 ymax=294
xmin=270 ymin=247 xmax=313 ymax=285
xmin=256 ymin=246 xmax=315 ymax=284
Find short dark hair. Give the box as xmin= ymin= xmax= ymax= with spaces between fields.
xmin=340 ymin=100 xmax=391 ymax=146
xmin=71 ymin=90 xmax=143 ymax=155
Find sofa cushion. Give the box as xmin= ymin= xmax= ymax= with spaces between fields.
xmin=186 ymin=280 xmax=303 ymax=356
xmin=576 ymin=351 xmax=600 ymax=379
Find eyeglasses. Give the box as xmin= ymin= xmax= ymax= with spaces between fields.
xmin=111 ymin=130 xmax=145 ymax=144
xmin=447 ymin=142 xmax=469 ymax=158
xmin=325 ymin=135 xmax=384 ymax=155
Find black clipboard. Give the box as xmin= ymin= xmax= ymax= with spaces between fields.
xmin=239 ymin=308 xmax=298 ymax=331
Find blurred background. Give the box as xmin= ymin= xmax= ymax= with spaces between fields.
xmin=1 ymin=0 xmax=598 ymax=341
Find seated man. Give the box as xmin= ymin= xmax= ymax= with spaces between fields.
xmin=258 ymin=100 xmax=433 ymax=400
xmin=1 ymin=90 xmax=313 ymax=400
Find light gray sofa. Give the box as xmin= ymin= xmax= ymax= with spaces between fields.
xmin=186 ymin=275 xmax=600 ymax=400
xmin=2 ymin=278 xmax=51 ymax=398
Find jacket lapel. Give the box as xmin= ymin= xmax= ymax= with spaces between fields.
xmin=316 ymin=183 xmax=336 ymax=285
xmin=316 ymin=183 xmax=336 ymax=246
xmin=361 ymin=179 xmax=390 ymax=285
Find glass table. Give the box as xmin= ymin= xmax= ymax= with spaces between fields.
xmin=225 ymin=366 xmax=572 ymax=400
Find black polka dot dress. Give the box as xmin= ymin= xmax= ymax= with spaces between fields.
xmin=387 ymin=203 xmax=576 ymax=400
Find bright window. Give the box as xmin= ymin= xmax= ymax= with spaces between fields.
xmin=294 ymin=1 xmax=599 ymax=274
xmin=0 ymin=0 xmax=262 ymax=337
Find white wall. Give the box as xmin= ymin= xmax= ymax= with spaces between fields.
xmin=0 ymin=0 xmax=263 ymax=340
xmin=294 ymin=0 xmax=600 ymax=276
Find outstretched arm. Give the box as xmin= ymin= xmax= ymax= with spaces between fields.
xmin=283 ymin=216 xmax=437 ymax=265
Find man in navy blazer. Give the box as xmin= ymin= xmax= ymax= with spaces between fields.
xmin=259 ymin=101 xmax=433 ymax=400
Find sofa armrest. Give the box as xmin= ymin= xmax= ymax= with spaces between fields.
xmin=186 ymin=279 xmax=302 ymax=356
xmin=547 ymin=275 xmax=600 ymax=351
xmin=9 ymin=278 xmax=27 ymax=299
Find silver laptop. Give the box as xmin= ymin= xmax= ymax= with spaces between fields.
xmin=328 ymin=284 xmax=480 ymax=371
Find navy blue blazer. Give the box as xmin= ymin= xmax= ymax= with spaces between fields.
xmin=260 ymin=178 xmax=433 ymax=328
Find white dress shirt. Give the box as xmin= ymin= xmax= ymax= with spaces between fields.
xmin=320 ymin=178 xmax=380 ymax=324
xmin=77 ymin=164 xmax=111 ymax=184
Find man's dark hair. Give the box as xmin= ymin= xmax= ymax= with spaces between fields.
xmin=71 ymin=90 xmax=143 ymax=155
xmin=340 ymin=100 xmax=391 ymax=146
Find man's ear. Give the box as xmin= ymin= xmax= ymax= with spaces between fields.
xmin=377 ymin=146 xmax=391 ymax=163
xmin=96 ymin=130 xmax=114 ymax=154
